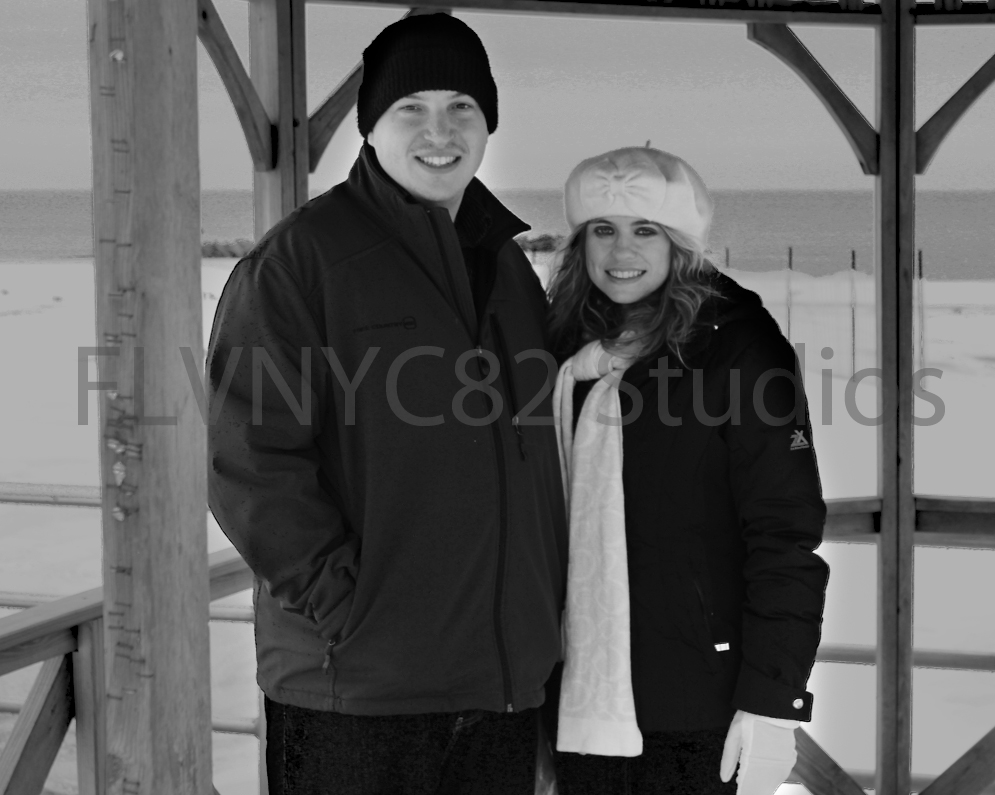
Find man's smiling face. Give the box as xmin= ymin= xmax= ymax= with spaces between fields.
xmin=367 ymin=90 xmax=489 ymax=218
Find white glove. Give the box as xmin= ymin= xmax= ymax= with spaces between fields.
xmin=719 ymin=710 xmax=800 ymax=795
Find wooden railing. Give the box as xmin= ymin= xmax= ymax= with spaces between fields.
xmin=2 ymin=484 xmax=995 ymax=794
xmin=0 ymin=543 xmax=253 ymax=794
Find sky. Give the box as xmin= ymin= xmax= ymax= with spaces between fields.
xmin=2 ymin=0 xmax=994 ymax=191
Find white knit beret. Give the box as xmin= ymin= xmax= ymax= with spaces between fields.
xmin=563 ymin=147 xmax=714 ymax=245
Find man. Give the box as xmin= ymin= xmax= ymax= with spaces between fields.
xmin=207 ymin=12 xmax=567 ymax=795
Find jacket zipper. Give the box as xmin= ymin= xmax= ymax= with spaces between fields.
xmin=426 ymin=208 xmax=513 ymax=712
xmin=489 ymin=414 xmax=515 ymax=712
xmin=490 ymin=313 xmax=527 ymax=461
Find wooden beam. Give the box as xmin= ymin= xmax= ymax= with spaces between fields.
xmin=874 ymin=1 xmax=916 ymax=793
xmin=917 ymin=50 xmax=995 ymax=173
xmin=197 ymin=0 xmax=275 ymax=171
xmin=86 ymin=0 xmax=214 ymax=791
xmin=305 ymin=0 xmax=884 ymax=26
xmin=308 ymin=61 xmax=362 ymax=174
xmin=307 ymin=7 xmax=451 ymax=173
xmin=0 ymin=549 xmax=250 ymax=672
xmin=818 ymin=643 xmax=995 ymax=672
xmin=791 ymin=727 xmax=867 ymax=795
xmin=920 ymin=724 xmax=995 ymax=795
xmin=914 ymin=4 xmax=995 ymax=25
xmin=0 ymin=654 xmax=74 ymax=795
xmin=0 ymin=482 xmax=101 ymax=508
xmin=74 ymin=619 xmax=107 ymax=795
xmin=747 ymin=23 xmax=878 ymax=174
xmin=251 ymin=0 xmax=309 ymax=237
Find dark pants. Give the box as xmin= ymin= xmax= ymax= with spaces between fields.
xmin=555 ymin=727 xmax=738 ymax=795
xmin=264 ymin=697 xmax=538 ymax=795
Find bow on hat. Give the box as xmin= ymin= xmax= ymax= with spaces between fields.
xmin=564 ymin=147 xmax=713 ymax=246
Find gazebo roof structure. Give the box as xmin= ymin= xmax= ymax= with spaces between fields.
xmin=0 ymin=1 xmax=994 ymax=794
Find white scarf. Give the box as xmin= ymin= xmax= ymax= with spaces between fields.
xmin=552 ymin=340 xmax=643 ymax=757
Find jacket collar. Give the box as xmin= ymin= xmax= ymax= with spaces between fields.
xmin=347 ymin=142 xmax=529 ymax=253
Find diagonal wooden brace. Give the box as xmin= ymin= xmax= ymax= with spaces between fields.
xmin=789 ymin=727 xmax=867 ymax=795
xmin=919 ymin=723 xmax=995 ymax=795
xmin=0 ymin=654 xmax=75 ymax=795
xmin=747 ymin=22 xmax=879 ymax=175
xmin=308 ymin=7 xmax=452 ymax=173
xmin=198 ymin=0 xmax=276 ymax=170
xmin=916 ymin=50 xmax=995 ymax=174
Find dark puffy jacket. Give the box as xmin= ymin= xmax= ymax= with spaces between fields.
xmin=572 ymin=271 xmax=829 ymax=732
xmin=207 ymin=147 xmax=567 ymax=716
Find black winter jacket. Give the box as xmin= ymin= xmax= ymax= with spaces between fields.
xmin=207 ymin=146 xmax=568 ymax=715
xmin=573 ymin=271 xmax=828 ymax=731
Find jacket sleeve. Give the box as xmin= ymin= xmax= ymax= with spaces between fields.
xmin=723 ymin=328 xmax=829 ymax=721
xmin=207 ymin=255 xmax=358 ymax=642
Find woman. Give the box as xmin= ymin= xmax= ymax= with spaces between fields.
xmin=546 ymin=147 xmax=829 ymax=795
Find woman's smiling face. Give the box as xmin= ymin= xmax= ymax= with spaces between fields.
xmin=584 ymin=217 xmax=672 ymax=304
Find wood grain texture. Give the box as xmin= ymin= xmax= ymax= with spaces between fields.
xmin=87 ymin=0 xmax=214 ymax=790
xmin=874 ymin=1 xmax=916 ymax=793
xmin=74 ymin=619 xmax=106 ymax=795
xmin=0 ymin=482 xmax=101 ymax=508
xmin=917 ymin=50 xmax=995 ymax=173
xmin=308 ymin=62 xmax=362 ymax=174
xmin=747 ymin=23 xmax=878 ymax=174
xmin=251 ymin=0 xmax=309 ymax=237
xmin=916 ymin=496 xmax=995 ymax=514
xmin=0 ymin=654 xmax=74 ymax=795
xmin=791 ymin=727 xmax=866 ymax=795
xmin=920 ymin=724 xmax=995 ymax=795
xmin=197 ymin=0 xmax=275 ymax=170
xmin=305 ymin=0 xmax=883 ymax=25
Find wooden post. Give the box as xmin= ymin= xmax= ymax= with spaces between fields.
xmin=250 ymin=0 xmax=309 ymax=238
xmin=87 ymin=0 xmax=213 ymax=792
xmin=786 ymin=246 xmax=793 ymax=340
xmin=875 ymin=1 xmax=916 ymax=793
xmin=74 ymin=618 xmax=107 ymax=795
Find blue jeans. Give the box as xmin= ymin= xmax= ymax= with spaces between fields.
xmin=264 ymin=697 xmax=538 ymax=795
xmin=555 ymin=727 xmax=738 ymax=795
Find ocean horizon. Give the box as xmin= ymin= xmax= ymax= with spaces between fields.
xmin=3 ymin=188 xmax=995 ymax=280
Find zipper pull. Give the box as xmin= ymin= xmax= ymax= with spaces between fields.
xmin=511 ymin=416 xmax=527 ymax=461
xmin=506 ymin=703 xmax=514 ymax=713
xmin=322 ymin=638 xmax=337 ymax=675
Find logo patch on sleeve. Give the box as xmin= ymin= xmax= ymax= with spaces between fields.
xmin=790 ymin=430 xmax=810 ymax=450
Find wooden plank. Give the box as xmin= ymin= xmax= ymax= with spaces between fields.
xmin=825 ymin=511 xmax=876 ymax=539
xmin=916 ymin=496 xmax=995 ymax=514
xmin=920 ymin=724 xmax=995 ymax=795
xmin=917 ymin=50 xmax=995 ymax=173
xmin=308 ymin=61 xmax=362 ymax=174
xmin=817 ymin=643 xmax=995 ymax=672
xmin=915 ymin=531 xmax=995 ymax=550
xmin=918 ymin=511 xmax=995 ymax=534
xmin=747 ymin=23 xmax=878 ymax=174
xmin=207 ymin=547 xmax=254 ymax=601
xmin=258 ymin=689 xmax=268 ymax=795
xmin=198 ymin=0 xmax=275 ymax=170
xmin=0 ymin=482 xmax=101 ymax=508
xmin=0 ymin=549 xmax=248 ymax=676
xmin=74 ymin=619 xmax=106 ymax=795
xmin=874 ymin=0 xmax=916 ymax=793
xmin=251 ymin=0 xmax=309 ymax=237
xmin=826 ymin=497 xmax=883 ymax=515
xmin=791 ymin=727 xmax=867 ymax=795
xmin=306 ymin=0 xmax=884 ymax=25
xmin=87 ymin=0 xmax=214 ymax=791
xmin=0 ymin=654 xmax=74 ymax=795
xmin=0 ymin=631 xmax=76 ymax=680
xmin=915 ymin=5 xmax=995 ymax=24
xmin=0 ymin=589 xmax=100 ymax=659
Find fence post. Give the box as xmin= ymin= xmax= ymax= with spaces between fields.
xmin=74 ymin=617 xmax=107 ymax=795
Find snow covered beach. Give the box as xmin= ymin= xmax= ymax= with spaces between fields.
xmin=2 ymin=257 xmax=994 ymax=792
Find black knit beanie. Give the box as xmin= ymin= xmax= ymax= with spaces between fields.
xmin=357 ymin=13 xmax=498 ymax=138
